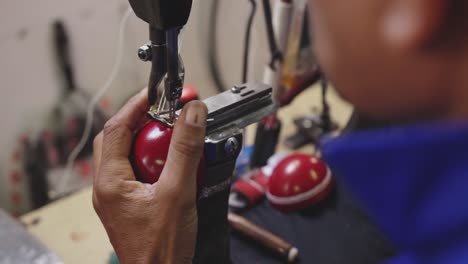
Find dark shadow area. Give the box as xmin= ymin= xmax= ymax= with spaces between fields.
xmin=230 ymin=180 xmax=396 ymax=264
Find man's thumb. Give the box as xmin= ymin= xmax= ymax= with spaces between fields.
xmin=161 ymin=101 xmax=208 ymax=186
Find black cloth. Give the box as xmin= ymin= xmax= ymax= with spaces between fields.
xmin=230 ymin=181 xmax=396 ymax=264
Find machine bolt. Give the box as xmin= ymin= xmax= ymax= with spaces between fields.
xmin=231 ymin=85 xmax=246 ymax=94
xmin=138 ymin=44 xmax=152 ymax=61
xmin=224 ymin=137 xmax=240 ymax=156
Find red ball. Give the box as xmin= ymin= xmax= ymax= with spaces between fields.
xmin=181 ymin=85 xmax=199 ymax=103
xmin=131 ymin=120 xmax=205 ymax=185
xmin=267 ymin=154 xmax=334 ymax=212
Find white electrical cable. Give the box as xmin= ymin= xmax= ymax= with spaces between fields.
xmin=59 ymin=7 xmax=133 ymax=194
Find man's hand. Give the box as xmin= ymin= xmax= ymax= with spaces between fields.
xmin=93 ymin=88 xmax=208 ymax=264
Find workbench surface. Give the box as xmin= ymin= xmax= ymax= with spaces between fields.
xmin=21 ymin=86 xmax=354 ymax=263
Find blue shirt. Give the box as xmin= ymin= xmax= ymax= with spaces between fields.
xmin=321 ymin=122 xmax=468 ymax=264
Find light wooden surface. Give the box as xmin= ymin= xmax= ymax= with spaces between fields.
xmin=21 ymin=188 xmax=112 ymax=263
xmin=20 ymin=85 xmax=353 ymax=264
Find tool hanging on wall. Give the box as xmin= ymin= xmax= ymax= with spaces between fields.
xmin=50 ymin=20 xmax=108 ymax=162
xmin=250 ymin=0 xmax=293 ymax=168
xmin=17 ymin=20 xmax=110 ymax=209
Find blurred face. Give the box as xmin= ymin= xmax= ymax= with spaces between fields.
xmin=308 ymin=0 xmax=453 ymax=122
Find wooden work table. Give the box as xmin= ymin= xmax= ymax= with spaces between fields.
xmin=20 ymin=86 xmax=352 ymax=264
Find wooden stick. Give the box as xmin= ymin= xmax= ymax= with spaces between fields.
xmin=228 ymin=212 xmax=299 ymax=263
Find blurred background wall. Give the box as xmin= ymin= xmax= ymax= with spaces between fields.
xmin=0 ymin=0 xmax=269 ymax=213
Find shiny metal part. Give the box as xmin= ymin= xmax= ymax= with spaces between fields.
xmin=168 ymin=100 xmax=177 ymax=122
xmin=224 ymin=137 xmax=240 ymax=156
xmin=147 ymin=104 xmax=175 ymax=128
xmin=129 ymin=0 xmax=192 ymax=127
xmin=138 ymin=43 xmax=152 ymax=61
xmin=152 ymin=82 xmax=276 ymax=142
xmin=137 ymin=28 xmax=185 ymax=120
xmin=204 ymin=82 xmax=276 ymax=142
xmin=163 ymin=29 xmax=183 ymax=123
xmin=231 ymin=85 xmax=247 ymax=94
xmin=199 ymin=82 xmax=278 ymax=142
xmin=147 ymin=90 xmax=176 ymax=127
xmin=147 ymin=56 xmax=185 ymax=125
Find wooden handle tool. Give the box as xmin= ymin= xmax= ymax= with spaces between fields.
xmin=228 ymin=212 xmax=299 ymax=263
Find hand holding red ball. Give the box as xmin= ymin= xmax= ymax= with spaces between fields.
xmin=92 ymin=88 xmax=208 ymax=264
xmin=131 ymin=120 xmax=205 ymax=186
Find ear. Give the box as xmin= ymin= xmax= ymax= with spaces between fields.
xmin=381 ymin=0 xmax=448 ymax=51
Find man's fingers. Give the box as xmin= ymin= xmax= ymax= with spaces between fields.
xmin=160 ymin=101 xmax=208 ymax=189
xmin=97 ymin=88 xmax=148 ymax=183
xmin=93 ymin=132 xmax=103 ymax=183
xmin=102 ymin=88 xmax=148 ymax=163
